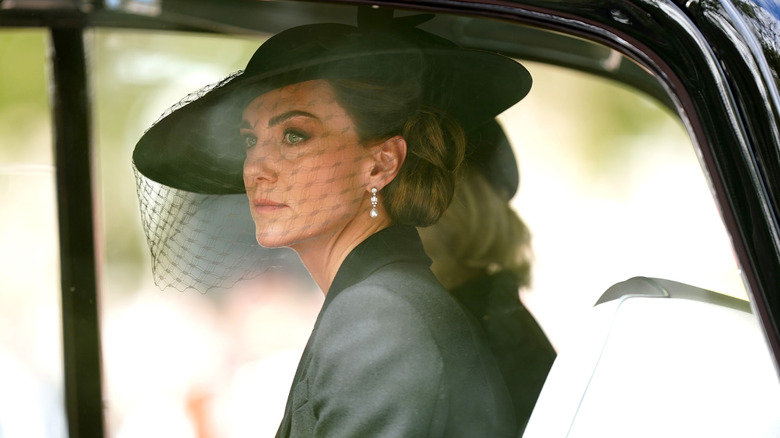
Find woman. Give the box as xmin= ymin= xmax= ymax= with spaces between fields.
xmin=419 ymin=120 xmax=557 ymax=433
xmin=133 ymin=7 xmax=532 ymax=437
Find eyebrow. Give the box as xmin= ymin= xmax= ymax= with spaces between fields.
xmin=240 ymin=110 xmax=320 ymax=131
xmin=268 ymin=110 xmax=319 ymax=128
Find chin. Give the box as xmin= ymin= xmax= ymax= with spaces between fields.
xmin=255 ymin=225 xmax=329 ymax=254
xmin=254 ymin=231 xmax=293 ymax=249
xmin=250 ymin=217 xmax=293 ymax=246
xmin=253 ymin=223 xmax=312 ymax=249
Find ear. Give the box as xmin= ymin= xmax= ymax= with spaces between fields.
xmin=368 ymin=135 xmax=406 ymax=190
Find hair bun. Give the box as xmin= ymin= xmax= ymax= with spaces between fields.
xmin=382 ymin=107 xmax=465 ymax=226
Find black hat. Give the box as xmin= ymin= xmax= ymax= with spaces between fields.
xmin=133 ymin=7 xmax=532 ymax=194
xmin=467 ymin=119 xmax=520 ymax=200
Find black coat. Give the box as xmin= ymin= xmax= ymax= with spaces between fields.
xmin=450 ymin=272 xmax=556 ymax=433
xmin=276 ymin=225 xmax=516 ymax=437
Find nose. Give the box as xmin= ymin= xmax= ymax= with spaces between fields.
xmin=243 ymin=140 xmax=279 ymax=188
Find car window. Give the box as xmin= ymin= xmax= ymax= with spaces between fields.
xmin=0 ymin=29 xmax=67 ymax=437
xmin=4 ymin=2 xmax=772 ymax=435
xmin=499 ymin=61 xmax=748 ymax=349
xmin=82 ymin=17 xmax=751 ymax=435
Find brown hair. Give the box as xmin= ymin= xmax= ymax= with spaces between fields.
xmin=329 ymin=78 xmax=466 ymax=227
xmin=418 ymin=168 xmax=533 ymax=289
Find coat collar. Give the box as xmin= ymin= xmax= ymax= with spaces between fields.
xmin=326 ymin=224 xmax=432 ymax=300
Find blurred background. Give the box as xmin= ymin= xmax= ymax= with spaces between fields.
xmin=0 ymin=22 xmax=746 ymax=437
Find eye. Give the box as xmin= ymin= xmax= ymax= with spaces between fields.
xmin=283 ymin=129 xmax=309 ymax=145
xmin=243 ymin=133 xmax=257 ymax=149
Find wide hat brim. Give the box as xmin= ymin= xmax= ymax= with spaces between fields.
xmin=467 ymin=119 xmax=520 ymax=201
xmin=133 ymin=13 xmax=532 ymax=194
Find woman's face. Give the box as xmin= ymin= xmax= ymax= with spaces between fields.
xmin=241 ymin=79 xmax=375 ymax=249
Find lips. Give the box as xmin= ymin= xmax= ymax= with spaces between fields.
xmin=252 ymin=198 xmax=287 ymax=214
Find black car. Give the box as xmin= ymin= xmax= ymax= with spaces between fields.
xmin=1 ymin=0 xmax=778 ymax=436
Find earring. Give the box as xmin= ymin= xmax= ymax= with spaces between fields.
xmin=370 ymin=187 xmax=379 ymax=218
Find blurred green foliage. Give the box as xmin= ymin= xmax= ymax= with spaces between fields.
xmin=526 ymin=61 xmax=678 ymax=178
xmin=0 ymin=29 xmax=51 ymax=165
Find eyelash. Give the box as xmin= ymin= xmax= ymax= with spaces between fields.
xmin=243 ymin=134 xmax=257 ymax=150
xmin=242 ymin=128 xmax=311 ymax=150
xmin=283 ymin=129 xmax=310 ymax=145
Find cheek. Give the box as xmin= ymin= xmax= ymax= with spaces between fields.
xmin=301 ymin=159 xmax=367 ymax=212
xmin=242 ymin=159 xmax=252 ymax=188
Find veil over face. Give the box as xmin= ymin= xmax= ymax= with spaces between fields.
xmin=242 ymin=80 xmax=377 ymax=250
xmin=132 ymin=7 xmax=532 ymax=292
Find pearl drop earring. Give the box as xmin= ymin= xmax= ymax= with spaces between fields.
xmin=370 ymin=187 xmax=379 ymax=218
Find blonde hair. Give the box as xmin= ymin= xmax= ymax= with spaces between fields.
xmin=418 ymin=169 xmax=532 ymax=289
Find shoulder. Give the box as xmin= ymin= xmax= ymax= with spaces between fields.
xmin=322 ymin=262 xmax=471 ymax=341
xmin=314 ymin=263 xmax=492 ymax=389
xmin=305 ymin=263 xmax=517 ymax=436
xmin=317 ymin=263 xmax=447 ymax=361
xmin=331 ymin=262 xmax=446 ymax=308
xmin=308 ymin=262 xmax=468 ymax=396
xmin=303 ymin=266 xmax=448 ymax=435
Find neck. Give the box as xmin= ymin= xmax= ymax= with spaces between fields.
xmin=292 ymin=215 xmax=393 ymax=294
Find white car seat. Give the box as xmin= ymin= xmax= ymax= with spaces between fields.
xmin=523 ymin=276 xmax=780 ymax=437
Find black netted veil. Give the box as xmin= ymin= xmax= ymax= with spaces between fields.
xmin=134 ymin=167 xmax=301 ymax=292
xmin=134 ymin=73 xmax=299 ymax=292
